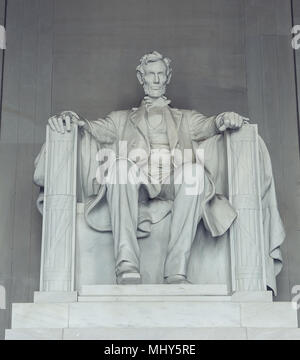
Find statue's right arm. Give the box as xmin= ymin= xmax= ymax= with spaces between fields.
xmin=48 ymin=111 xmax=117 ymax=144
xmin=83 ymin=115 xmax=117 ymax=144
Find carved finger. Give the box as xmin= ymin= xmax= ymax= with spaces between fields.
xmin=238 ymin=116 xmax=244 ymax=127
xmin=234 ymin=114 xmax=240 ymax=126
xmin=224 ymin=117 xmax=231 ymax=129
xmin=229 ymin=117 xmax=236 ymax=128
xmin=58 ymin=116 xmax=65 ymax=134
xmin=71 ymin=115 xmax=85 ymax=127
xmin=232 ymin=113 xmax=239 ymax=127
xmin=68 ymin=111 xmax=79 ymax=120
xmin=48 ymin=117 xmax=56 ymax=131
xmin=65 ymin=115 xmax=71 ymax=132
xmin=51 ymin=117 xmax=60 ymax=133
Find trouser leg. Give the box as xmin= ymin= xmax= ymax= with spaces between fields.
xmin=164 ymin=162 xmax=205 ymax=279
xmin=106 ymin=159 xmax=142 ymax=276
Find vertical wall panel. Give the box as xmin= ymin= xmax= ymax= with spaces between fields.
xmin=51 ymin=0 xmax=248 ymax=118
xmin=0 ymin=0 xmax=23 ymax=340
xmin=10 ymin=0 xmax=39 ymax=304
xmin=245 ymin=0 xmax=300 ymax=302
xmin=28 ymin=0 xmax=54 ymax=302
xmin=0 ymin=0 xmax=54 ymax=338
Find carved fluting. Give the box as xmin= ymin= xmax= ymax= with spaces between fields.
xmin=226 ymin=125 xmax=267 ymax=292
xmin=40 ymin=126 xmax=78 ymax=291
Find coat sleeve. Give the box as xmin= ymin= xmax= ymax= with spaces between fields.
xmin=189 ymin=110 xmax=222 ymax=141
xmin=82 ymin=111 xmax=118 ymax=144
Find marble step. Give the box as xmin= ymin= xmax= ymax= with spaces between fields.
xmin=77 ymin=291 xmax=273 ymax=303
xmin=11 ymin=301 xmax=298 ymax=329
xmin=6 ymin=327 xmax=300 ymax=340
xmin=78 ymin=295 xmax=232 ymax=302
xmin=79 ymin=284 xmax=229 ymax=297
xmin=33 ymin=290 xmax=273 ymax=303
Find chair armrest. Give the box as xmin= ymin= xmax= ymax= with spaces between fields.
xmin=40 ymin=124 xmax=78 ymax=292
xmin=226 ymin=124 xmax=267 ymax=292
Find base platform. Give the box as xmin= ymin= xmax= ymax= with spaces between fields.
xmin=5 ymin=285 xmax=300 ymax=340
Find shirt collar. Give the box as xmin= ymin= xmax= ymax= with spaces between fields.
xmin=141 ymin=96 xmax=171 ymax=112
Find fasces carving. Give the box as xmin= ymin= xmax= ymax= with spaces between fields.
xmin=226 ymin=125 xmax=266 ymax=291
xmin=40 ymin=125 xmax=78 ymax=291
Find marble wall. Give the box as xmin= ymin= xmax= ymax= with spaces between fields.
xmin=0 ymin=0 xmax=299 ymax=338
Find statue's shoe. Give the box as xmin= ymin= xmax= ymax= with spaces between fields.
xmin=116 ymin=272 xmax=142 ymax=285
xmin=164 ymin=275 xmax=192 ymax=284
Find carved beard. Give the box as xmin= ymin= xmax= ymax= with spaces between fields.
xmin=143 ymin=83 xmax=167 ymax=98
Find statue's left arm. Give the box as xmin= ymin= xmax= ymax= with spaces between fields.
xmin=189 ymin=111 xmax=246 ymax=141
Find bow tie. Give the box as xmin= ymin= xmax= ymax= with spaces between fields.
xmin=143 ymin=96 xmax=171 ymax=112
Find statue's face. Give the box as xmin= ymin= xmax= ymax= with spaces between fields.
xmin=141 ymin=60 xmax=169 ymax=98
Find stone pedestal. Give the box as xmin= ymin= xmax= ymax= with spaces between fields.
xmin=5 ymin=285 xmax=299 ymax=340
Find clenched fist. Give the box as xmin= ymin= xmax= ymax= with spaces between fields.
xmin=48 ymin=111 xmax=85 ymax=134
xmin=216 ymin=112 xmax=249 ymax=132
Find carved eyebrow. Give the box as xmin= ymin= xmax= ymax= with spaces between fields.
xmin=148 ymin=71 xmax=164 ymax=75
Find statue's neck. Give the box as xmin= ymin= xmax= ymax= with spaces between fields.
xmin=142 ymin=96 xmax=171 ymax=110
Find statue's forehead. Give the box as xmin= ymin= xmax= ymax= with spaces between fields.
xmin=143 ymin=60 xmax=167 ymax=72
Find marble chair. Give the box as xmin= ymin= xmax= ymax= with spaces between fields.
xmin=36 ymin=123 xmax=279 ymax=295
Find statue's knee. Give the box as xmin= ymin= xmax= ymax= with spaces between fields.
xmin=179 ymin=162 xmax=204 ymax=182
xmin=185 ymin=162 xmax=202 ymax=171
xmin=175 ymin=162 xmax=205 ymax=195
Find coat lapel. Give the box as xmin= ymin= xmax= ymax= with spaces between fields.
xmin=129 ymin=104 xmax=150 ymax=149
xmin=164 ymin=107 xmax=183 ymax=150
xmin=130 ymin=102 xmax=183 ymax=151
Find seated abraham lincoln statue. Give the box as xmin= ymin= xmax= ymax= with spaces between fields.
xmin=36 ymin=51 xmax=284 ymax=290
xmin=46 ymin=51 xmax=246 ymax=285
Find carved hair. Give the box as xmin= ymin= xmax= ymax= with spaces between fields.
xmin=136 ymin=51 xmax=172 ymax=78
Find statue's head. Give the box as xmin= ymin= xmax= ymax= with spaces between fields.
xmin=136 ymin=51 xmax=172 ymax=99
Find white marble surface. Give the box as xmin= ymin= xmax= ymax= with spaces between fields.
xmin=231 ymin=291 xmax=273 ymax=303
xmin=5 ymin=329 xmax=63 ymax=340
xmin=7 ymin=286 xmax=299 ymax=339
xmin=7 ymin=291 xmax=299 ymax=339
xmin=241 ymin=302 xmax=298 ymax=328
xmin=34 ymin=291 xmax=78 ymax=303
xmin=63 ymin=327 xmax=247 ymax=340
xmin=78 ymin=295 xmax=232 ymax=302
xmin=7 ymin=327 xmax=300 ymax=340
xmin=12 ymin=303 xmax=69 ymax=329
xmin=247 ymin=328 xmax=300 ymax=340
xmin=79 ymin=284 xmax=229 ymax=296
xmin=68 ymin=302 xmax=241 ymax=328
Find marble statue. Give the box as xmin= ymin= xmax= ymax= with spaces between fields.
xmin=34 ymin=51 xmax=285 ymax=292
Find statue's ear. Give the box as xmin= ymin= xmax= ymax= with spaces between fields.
xmin=136 ymin=71 xmax=144 ymax=85
xmin=167 ymin=71 xmax=172 ymax=85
